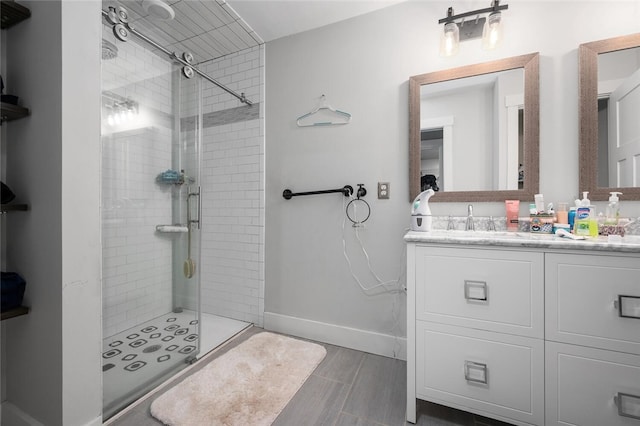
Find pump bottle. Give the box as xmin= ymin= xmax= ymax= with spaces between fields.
xmin=575 ymin=192 xmax=596 ymax=236
xmin=605 ymin=192 xmax=622 ymax=225
xmin=410 ymin=189 xmax=435 ymax=232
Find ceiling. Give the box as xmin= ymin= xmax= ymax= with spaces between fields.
xmin=103 ymin=0 xmax=406 ymax=64
xmin=225 ymin=0 xmax=406 ymax=42
xmin=105 ymin=0 xmax=263 ymax=64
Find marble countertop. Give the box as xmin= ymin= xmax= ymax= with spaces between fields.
xmin=404 ymin=230 xmax=640 ymax=253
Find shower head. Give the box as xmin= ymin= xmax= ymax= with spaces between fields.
xmin=102 ymin=38 xmax=118 ymax=60
xmin=142 ymin=0 xmax=175 ymax=20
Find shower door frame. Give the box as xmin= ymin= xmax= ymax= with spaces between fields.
xmin=100 ymin=24 xmax=204 ymax=420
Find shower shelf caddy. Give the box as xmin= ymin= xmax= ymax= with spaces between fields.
xmin=1 ymin=1 xmax=31 ymax=321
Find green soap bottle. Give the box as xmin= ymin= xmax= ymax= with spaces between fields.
xmin=574 ymin=192 xmax=592 ymax=236
xmin=588 ymin=207 xmax=598 ymax=237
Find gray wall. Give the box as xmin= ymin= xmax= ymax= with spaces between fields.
xmin=265 ymin=1 xmax=640 ymax=357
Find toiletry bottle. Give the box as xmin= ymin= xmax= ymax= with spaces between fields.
xmin=534 ymin=194 xmax=544 ymax=214
xmin=575 ymin=192 xmax=591 ymax=236
xmin=589 ymin=206 xmax=599 ymax=237
xmin=568 ymin=206 xmax=576 ymax=231
xmin=505 ymin=200 xmax=519 ymax=231
xmin=557 ymin=202 xmax=568 ymax=224
xmin=605 ymin=191 xmax=622 ymax=225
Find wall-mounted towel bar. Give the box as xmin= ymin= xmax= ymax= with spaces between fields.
xmin=283 ymin=185 xmax=353 ymax=200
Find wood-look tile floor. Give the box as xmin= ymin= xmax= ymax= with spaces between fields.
xmin=107 ymin=326 xmax=513 ymax=426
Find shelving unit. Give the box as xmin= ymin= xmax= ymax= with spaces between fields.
xmin=2 ymin=1 xmax=31 ymax=321
xmin=1 ymin=306 xmax=29 ymax=321
xmin=1 ymin=101 xmax=29 ymax=123
xmin=1 ymin=203 xmax=29 ymax=213
xmin=1 ymin=0 xmax=30 ymax=29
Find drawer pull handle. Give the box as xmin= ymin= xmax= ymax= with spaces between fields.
xmin=613 ymin=295 xmax=640 ymax=320
xmin=614 ymin=392 xmax=640 ymax=420
xmin=464 ymin=280 xmax=488 ymax=302
xmin=464 ymin=361 xmax=488 ymax=384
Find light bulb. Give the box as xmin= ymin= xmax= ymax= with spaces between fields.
xmin=107 ymin=114 xmax=115 ymax=126
xmin=482 ymin=12 xmax=503 ymax=50
xmin=440 ymin=22 xmax=459 ymax=57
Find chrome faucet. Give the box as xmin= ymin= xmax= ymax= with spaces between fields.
xmin=488 ymin=215 xmax=496 ymax=232
xmin=447 ymin=215 xmax=456 ymax=230
xmin=465 ymin=204 xmax=475 ymax=231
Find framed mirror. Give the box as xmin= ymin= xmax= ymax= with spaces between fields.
xmin=579 ymin=33 xmax=640 ymax=201
xmin=409 ymin=53 xmax=539 ymax=202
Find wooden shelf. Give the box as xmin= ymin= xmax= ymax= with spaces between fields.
xmin=1 ymin=306 xmax=29 ymax=321
xmin=1 ymin=1 xmax=30 ymax=29
xmin=1 ymin=102 xmax=29 ymax=123
xmin=1 ymin=203 xmax=28 ymax=213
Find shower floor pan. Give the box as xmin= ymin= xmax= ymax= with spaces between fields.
xmin=102 ymin=311 xmax=249 ymax=419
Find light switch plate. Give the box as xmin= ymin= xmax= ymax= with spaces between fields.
xmin=378 ymin=182 xmax=389 ymax=199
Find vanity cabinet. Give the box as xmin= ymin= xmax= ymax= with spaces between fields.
xmin=409 ymin=245 xmax=545 ymax=426
xmin=407 ymin=239 xmax=640 ymax=426
xmin=545 ymin=253 xmax=640 ymax=425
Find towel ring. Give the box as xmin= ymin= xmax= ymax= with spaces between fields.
xmin=346 ymin=198 xmax=371 ymax=226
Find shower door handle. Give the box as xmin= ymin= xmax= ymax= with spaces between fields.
xmin=187 ymin=187 xmax=201 ymax=230
xmin=196 ymin=187 xmax=201 ymax=230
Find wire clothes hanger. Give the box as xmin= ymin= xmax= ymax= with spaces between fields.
xmin=296 ymin=95 xmax=352 ymax=127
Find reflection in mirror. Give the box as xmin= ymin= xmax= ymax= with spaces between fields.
xmin=596 ymin=47 xmax=640 ymax=188
xmin=419 ymin=69 xmax=524 ymax=192
xmin=409 ymin=53 xmax=539 ymax=202
xmin=579 ymin=33 xmax=640 ymax=201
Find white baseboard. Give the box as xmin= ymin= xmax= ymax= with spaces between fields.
xmin=1 ymin=402 xmax=44 ymax=426
xmin=264 ymin=312 xmax=406 ymax=361
xmin=83 ymin=415 xmax=103 ymax=426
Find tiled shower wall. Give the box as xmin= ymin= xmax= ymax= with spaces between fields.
xmin=199 ymin=45 xmax=265 ymax=327
xmin=102 ymin=38 xmax=265 ymax=336
xmin=102 ymin=29 xmax=175 ymax=338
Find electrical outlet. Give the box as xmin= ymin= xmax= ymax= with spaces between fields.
xmin=378 ymin=182 xmax=390 ymax=199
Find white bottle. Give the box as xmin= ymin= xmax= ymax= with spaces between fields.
xmin=605 ymin=191 xmax=622 ymax=225
xmin=410 ymin=189 xmax=434 ymax=232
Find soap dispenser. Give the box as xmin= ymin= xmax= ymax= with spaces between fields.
xmin=575 ymin=192 xmax=591 ymax=236
xmin=605 ymin=191 xmax=622 ymax=225
xmin=410 ymin=189 xmax=435 ymax=232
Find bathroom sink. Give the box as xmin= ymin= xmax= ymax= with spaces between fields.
xmin=427 ymin=230 xmax=524 ymax=239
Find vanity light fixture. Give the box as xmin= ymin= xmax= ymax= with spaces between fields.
xmin=438 ymin=0 xmax=508 ymax=56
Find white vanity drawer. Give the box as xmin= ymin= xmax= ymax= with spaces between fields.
xmin=416 ymin=321 xmax=544 ymax=426
xmin=546 ymin=341 xmax=640 ymax=426
xmin=546 ymin=253 xmax=640 ymax=355
xmin=415 ymin=246 xmax=544 ymax=338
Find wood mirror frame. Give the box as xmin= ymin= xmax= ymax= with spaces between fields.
xmin=409 ymin=53 xmax=539 ymax=202
xmin=579 ymin=33 xmax=640 ymax=201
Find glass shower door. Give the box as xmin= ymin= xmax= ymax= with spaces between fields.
xmin=101 ymin=35 xmax=202 ymax=417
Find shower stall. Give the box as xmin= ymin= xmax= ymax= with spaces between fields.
xmin=100 ymin=2 xmax=263 ymax=419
